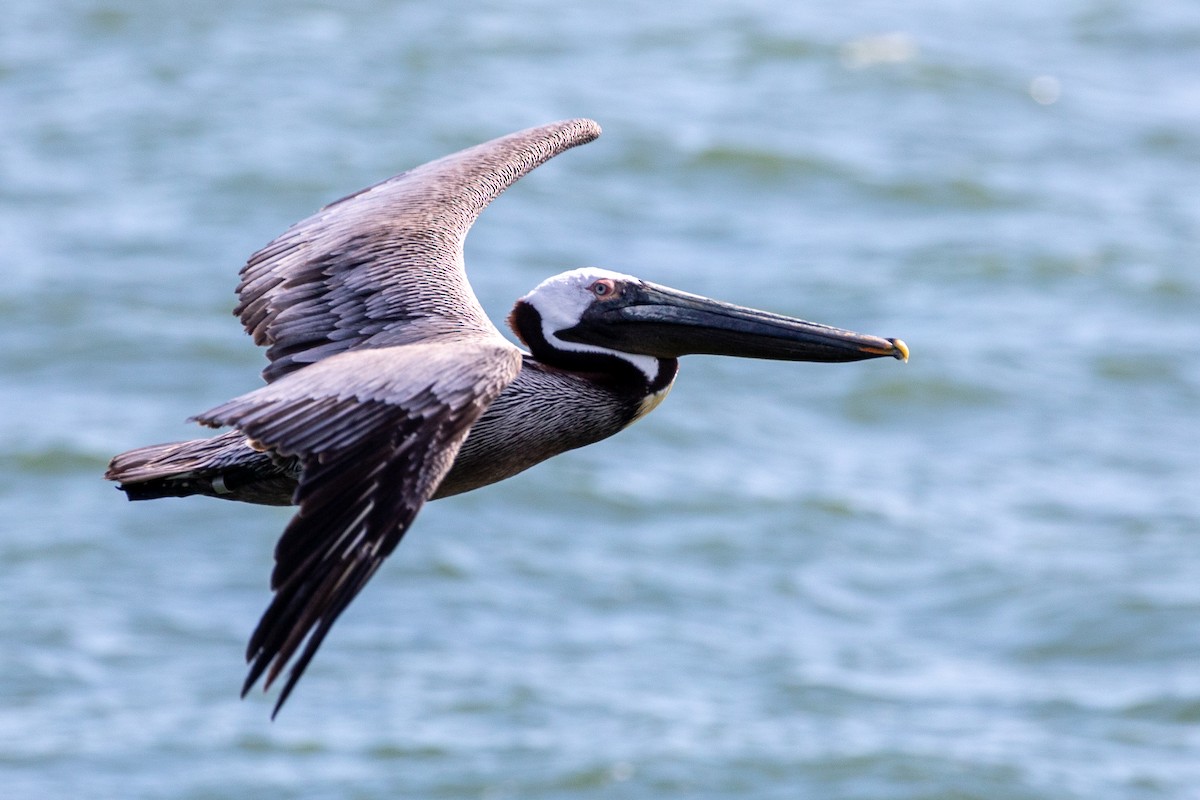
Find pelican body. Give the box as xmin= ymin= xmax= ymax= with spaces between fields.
xmin=106 ymin=119 xmax=908 ymax=716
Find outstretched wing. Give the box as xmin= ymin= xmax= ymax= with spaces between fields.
xmin=235 ymin=118 xmax=602 ymax=382
xmin=195 ymin=341 xmax=523 ymax=716
xmin=196 ymin=120 xmax=602 ymax=713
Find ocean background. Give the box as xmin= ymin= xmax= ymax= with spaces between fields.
xmin=2 ymin=1 xmax=1198 ymax=797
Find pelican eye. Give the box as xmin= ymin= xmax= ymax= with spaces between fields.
xmin=590 ymin=279 xmax=618 ymax=299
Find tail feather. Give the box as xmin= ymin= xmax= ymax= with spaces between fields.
xmin=106 ymin=430 xmax=298 ymax=506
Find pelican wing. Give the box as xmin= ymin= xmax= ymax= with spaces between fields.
xmin=194 ymin=339 xmax=523 ymax=715
xmin=235 ymin=118 xmax=602 ymax=382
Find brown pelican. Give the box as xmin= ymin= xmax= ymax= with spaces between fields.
xmin=106 ymin=118 xmax=908 ymax=716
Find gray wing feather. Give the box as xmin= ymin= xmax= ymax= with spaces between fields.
xmin=194 ymin=341 xmax=523 ymax=715
xmin=235 ymin=118 xmax=602 ymax=382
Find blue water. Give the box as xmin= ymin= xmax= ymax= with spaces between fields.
xmin=3 ymin=1 xmax=1199 ymax=798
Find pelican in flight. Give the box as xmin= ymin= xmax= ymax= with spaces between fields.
xmin=107 ymin=119 xmax=908 ymax=716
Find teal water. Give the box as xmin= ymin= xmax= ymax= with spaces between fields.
xmin=3 ymin=1 xmax=1199 ymax=798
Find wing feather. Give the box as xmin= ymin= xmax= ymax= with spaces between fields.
xmin=235 ymin=118 xmax=601 ymax=382
xmin=194 ymin=341 xmax=522 ymax=716
xmin=182 ymin=121 xmax=600 ymax=714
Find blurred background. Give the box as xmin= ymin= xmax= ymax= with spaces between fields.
xmin=2 ymin=1 xmax=1198 ymax=798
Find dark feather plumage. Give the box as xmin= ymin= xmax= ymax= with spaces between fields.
xmin=193 ymin=342 xmax=521 ymax=716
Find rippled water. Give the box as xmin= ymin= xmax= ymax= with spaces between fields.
xmin=3 ymin=1 xmax=1199 ymax=798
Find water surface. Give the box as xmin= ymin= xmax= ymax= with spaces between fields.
xmin=2 ymin=1 xmax=1198 ymax=798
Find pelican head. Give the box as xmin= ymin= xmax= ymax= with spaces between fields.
xmin=510 ymin=267 xmax=908 ymax=381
